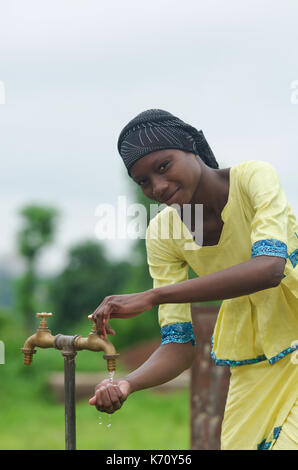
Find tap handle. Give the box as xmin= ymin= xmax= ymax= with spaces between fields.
xmin=36 ymin=312 xmax=52 ymax=329
xmin=36 ymin=312 xmax=53 ymax=318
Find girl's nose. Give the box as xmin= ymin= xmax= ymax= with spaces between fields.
xmin=152 ymin=177 xmax=169 ymax=201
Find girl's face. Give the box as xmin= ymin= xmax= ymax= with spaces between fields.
xmin=130 ymin=149 xmax=202 ymax=207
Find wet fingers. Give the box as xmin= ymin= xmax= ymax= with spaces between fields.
xmin=95 ymin=384 xmax=123 ymax=413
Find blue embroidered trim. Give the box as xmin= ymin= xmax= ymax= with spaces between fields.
xmin=268 ymin=343 xmax=298 ymax=365
xmin=210 ymin=336 xmax=267 ymax=366
xmin=273 ymin=426 xmax=282 ymax=440
xmin=257 ymin=439 xmax=272 ymax=450
xmin=257 ymin=426 xmax=282 ymax=450
xmin=288 ymin=248 xmax=298 ymax=268
xmin=211 ymin=336 xmax=298 ymax=367
xmin=252 ymin=239 xmax=288 ymax=259
xmin=211 ymin=351 xmax=267 ymax=367
xmin=211 ymin=344 xmax=298 ymax=367
xmin=161 ymin=322 xmax=196 ymax=346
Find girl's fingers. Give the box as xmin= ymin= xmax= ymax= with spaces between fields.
xmin=94 ymin=379 xmax=110 ymax=392
xmin=105 ymin=325 xmax=116 ymax=336
xmin=104 ymin=385 xmax=121 ymax=411
xmin=92 ymin=384 xmax=124 ymax=413
xmin=94 ymin=388 xmax=104 ymax=410
xmin=100 ymin=303 xmax=115 ymax=338
xmin=110 ymin=311 xmax=142 ymax=319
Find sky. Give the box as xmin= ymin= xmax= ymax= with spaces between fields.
xmin=0 ymin=0 xmax=297 ymax=275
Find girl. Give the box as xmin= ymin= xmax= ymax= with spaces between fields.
xmin=89 ymin=109 xmax=298 ymax=450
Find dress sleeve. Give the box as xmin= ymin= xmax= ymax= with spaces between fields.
xmin=242 ymin=161 xmax=289 ymax=260
xmin=146 ymin=218 xmax=195 ymax=346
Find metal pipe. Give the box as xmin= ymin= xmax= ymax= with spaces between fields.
xmin=54 ymin=334 xmax=79 ymax=450
xmin=63 ymin=350 xmax=77 ymax=451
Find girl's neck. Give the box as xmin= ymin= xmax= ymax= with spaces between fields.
xmin=189 ymin=166 xmax=231 ymax=221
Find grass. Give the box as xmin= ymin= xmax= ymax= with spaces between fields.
xmin=0 ymin=385 xmax=190 ymax=450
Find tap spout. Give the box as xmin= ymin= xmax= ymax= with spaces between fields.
xmin=21 ymin=312 xmax=56 ymax=365
xmin=21 ymin=330 xmax=55 ymax=365
xmin=74 ymin=323 xmax=119 ymax=371
xmin=23 ymin=329 xmax=56 ymax=349
xmin=74 ymin=332 xmax=116 ymax=355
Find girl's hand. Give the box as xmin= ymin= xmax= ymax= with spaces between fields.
xmin=89 ymin=290 xmax=156 ymax=339
xmin=88 ymin=379 xmax=131 ymax=413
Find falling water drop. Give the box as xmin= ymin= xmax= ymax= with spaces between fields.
xmin=107 ymin=370 xmax=115 ymax=429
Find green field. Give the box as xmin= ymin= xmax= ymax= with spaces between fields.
xmin=0 ymin=389 xmax=190 ymax=450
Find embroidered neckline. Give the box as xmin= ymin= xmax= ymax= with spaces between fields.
xmin=172 ymin=167 xmax=235 ymax=252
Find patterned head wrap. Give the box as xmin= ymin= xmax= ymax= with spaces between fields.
xmin=117 ymin=109 xmax=219 ymax=176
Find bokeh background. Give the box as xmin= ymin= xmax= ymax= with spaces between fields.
xmin=0 ymin=0 xmax=297 ymax=450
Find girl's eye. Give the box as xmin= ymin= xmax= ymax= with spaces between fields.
xmin=138 ymin=161 xmax=170 ymax=185
xmin=160 ymin=161 xmax=169 ymax=171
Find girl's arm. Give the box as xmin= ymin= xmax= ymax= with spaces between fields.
xmin=89 ymin=341 xmax=195 ymax=413
xmin=154 ymin=255 xmax=286 ymax=305
xmin=122 ymin=341 xmax=195 ymax=392
xmin=91 ymin=255 xmax=285 ymax=336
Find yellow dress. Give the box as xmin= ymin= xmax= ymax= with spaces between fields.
xmin=145 ymin=160 xmax=298 ymax=450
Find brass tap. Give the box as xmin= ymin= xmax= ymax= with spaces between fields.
xmin=21 ymin=313 xmax=55 ymax=365
xmin=21 ymin=312 xmax=120 ymax=372
xmin=74 ymin=319 xmax=119 ymax=371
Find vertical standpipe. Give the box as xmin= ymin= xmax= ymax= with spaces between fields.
xmin=63 ymin=350 xmax=77 ymax=450
xmin=54 ymin=334 xmax=79 ymax=450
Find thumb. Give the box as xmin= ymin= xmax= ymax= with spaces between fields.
xmin=89 ymin=395 xmax=96 ymax=405
xmin=118 ymin=380 xmax=131 ymax=398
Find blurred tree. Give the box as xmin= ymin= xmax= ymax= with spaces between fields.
xmin=16 ymin=205 xmax=59 ymax=331
xmin=48 ymin=240 xmax=132 ymax=332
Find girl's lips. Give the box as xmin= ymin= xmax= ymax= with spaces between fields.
xmin=164 ymin=187 xmax=180 ymax=204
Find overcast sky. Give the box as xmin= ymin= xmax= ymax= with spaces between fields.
xmin=0 ymin=0 xmax=297 ymax=275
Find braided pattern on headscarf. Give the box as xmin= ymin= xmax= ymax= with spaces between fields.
xmin=117 ymin=109 xmax=219 ymax=175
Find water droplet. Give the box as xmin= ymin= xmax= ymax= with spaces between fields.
xmin=107 ymin=371 xmax=114 ymax=428
xmin=98 ymin=414 xmax=102 ymax=425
